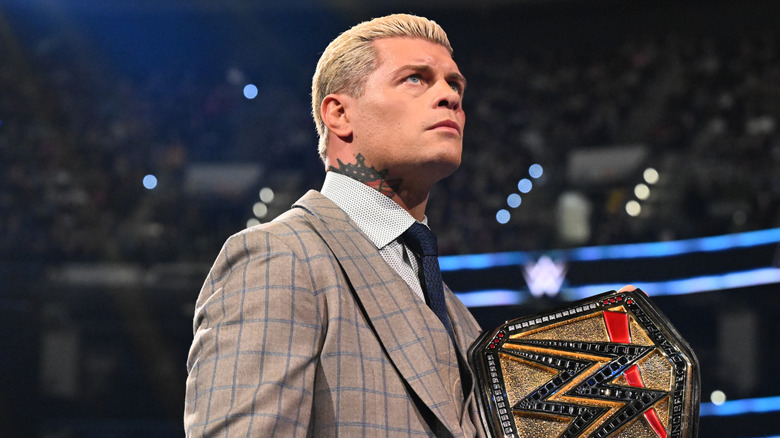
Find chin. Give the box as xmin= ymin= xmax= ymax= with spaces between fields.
xmin=427 ymin=156 xmax=461 ymax=181
xmin=437 ymin=147 xmax=462 ymax=173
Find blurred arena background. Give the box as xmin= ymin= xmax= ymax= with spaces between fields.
xmin=1 ymin=0 xmax=779 ymax=436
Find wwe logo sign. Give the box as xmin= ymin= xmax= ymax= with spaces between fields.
xmin=522 ymin=255 xmax=567 ymax=297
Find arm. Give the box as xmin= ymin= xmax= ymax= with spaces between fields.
xmin=184 ymin=228 xmax=323 ymax=437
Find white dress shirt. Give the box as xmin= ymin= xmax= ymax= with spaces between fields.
xmin=320 ymin=171 xmax=427 ymax=302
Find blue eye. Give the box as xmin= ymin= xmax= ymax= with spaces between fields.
xmin=406 ymin=74 xmax=422 ymax=84
xmin=449 ymin=82 xmax=461 ymax=93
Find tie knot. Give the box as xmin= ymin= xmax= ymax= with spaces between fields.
xmin=402 ymin=222 xmax=438 ymax=257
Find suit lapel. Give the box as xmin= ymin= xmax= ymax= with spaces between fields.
xmin=293 ymin=191 xmax=463 ymax=433
xmin=444 ymin=283 xmax=480 ymax=413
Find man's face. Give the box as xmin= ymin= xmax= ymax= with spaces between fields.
xmin=344 ymin=37 xmax=467 ymax=188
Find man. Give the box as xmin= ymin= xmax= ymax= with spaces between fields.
xmin=185 ymin=14 xmax=485 ymax=437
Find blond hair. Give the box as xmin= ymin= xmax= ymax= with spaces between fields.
xmin=311 ymin=14 xmax=453 ymax=162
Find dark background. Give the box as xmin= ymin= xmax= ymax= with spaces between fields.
xmin=1 ymin=0 xmax=779 ymax=436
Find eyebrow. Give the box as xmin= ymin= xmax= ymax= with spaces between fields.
xmin=400 ymin=64 xmax=468 ymax=91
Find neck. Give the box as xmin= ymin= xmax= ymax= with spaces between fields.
xmin=327 ymin=154 xmax=430 ymax=221
xmin=392 ymin=188 xmax=429 ymax=222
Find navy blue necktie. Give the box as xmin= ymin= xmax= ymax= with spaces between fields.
xmin=402 ymin=223 xmax=454 ymax=338
xmin=403 ymin=223 xmax=472 ymax=399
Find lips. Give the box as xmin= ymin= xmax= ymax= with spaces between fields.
xmin=430 ymin=119 xmax=461 ymax=136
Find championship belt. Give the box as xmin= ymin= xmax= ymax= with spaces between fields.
xmin=468 ymin=289 xmax=700 ymax=438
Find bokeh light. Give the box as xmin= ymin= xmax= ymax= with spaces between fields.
xmin=634 ymin=183 xmax=650 ymax=200
xmin=711 ymin=390 xmax=727 ymax=406
xmin=517 ymin=178 xmax=533 ymax=193
xmin=507 ymin=193 xmax=522 ymax=208
xmin=643 ymin=167 xmax=659 ymax=184
xmin=259 ymin=187 xmax=275 ymax=203
xmin=625 ymin=200 xmax=641 ymax=217
xmin=253 ymin=202 xmax=268 ymax=218
xmin=243 ymin=84 xmax=258 ymax=99
xmin=143 ymin=174 xmax=157 ymax=190
xmin=529 ymin=163 xmax=543 ymax=178
xmin=496 ymin=209 xmax=511 ymax=224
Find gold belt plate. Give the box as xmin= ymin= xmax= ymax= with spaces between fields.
xmin=469 ymin=289 xmax=700 ymax=438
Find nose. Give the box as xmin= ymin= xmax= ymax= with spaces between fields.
xmin=435 ymin=80 xmax=461 ymax=111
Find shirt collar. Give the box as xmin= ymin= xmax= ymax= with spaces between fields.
xmin=320 ymin=171 xmax=425 ymax=249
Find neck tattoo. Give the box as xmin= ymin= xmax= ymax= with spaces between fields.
xmin=329 ymin=153 xmax=402 ymax=198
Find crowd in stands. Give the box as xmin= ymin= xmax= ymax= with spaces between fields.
xmin=2 ymin=7 xmax=779 ymax=265
xmin=439 ymin=30 xmax=780 ymax=253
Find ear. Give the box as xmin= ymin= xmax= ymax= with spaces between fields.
xmin=321 ymin=94 xmax=353 ymax=139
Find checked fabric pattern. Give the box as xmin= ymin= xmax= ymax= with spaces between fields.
xmin=184 ymin=191 xmax=486 ymax=438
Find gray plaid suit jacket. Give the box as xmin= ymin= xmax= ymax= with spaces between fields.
xmin=185 ymin=190 xmax=487 ymax=437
